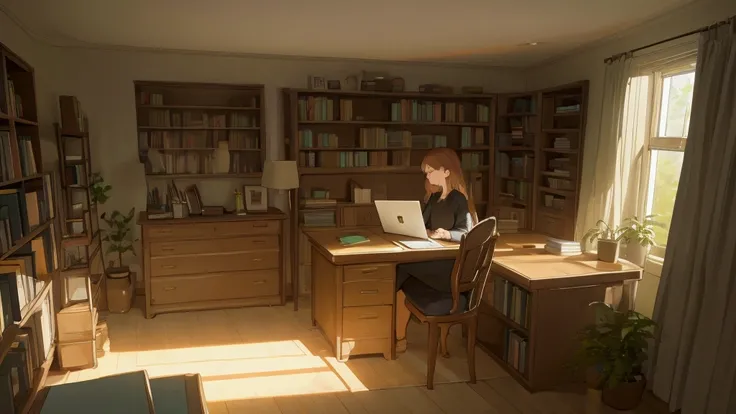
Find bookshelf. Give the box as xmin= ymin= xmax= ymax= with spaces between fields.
xmin=0 ymin=42 xmax=61 ymax=413
xmin=54 ymin=95 xmax=106 ymax=370
xmin=491 ymin=81 xmax=588 ymax=240
xmin=283 ymin=88 xmax=495 ymax=297
xmin=134 ymin=82 xmax=266 ymax=181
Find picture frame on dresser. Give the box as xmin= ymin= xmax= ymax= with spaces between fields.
xmin=244 ymin=185 xmax=268 ymax=212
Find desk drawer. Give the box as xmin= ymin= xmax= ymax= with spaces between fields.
xmin=343 ymin=279 xmax=394 ymax=307
xmin=343 ymin=263 xmax=393 ymax=282
xmin=342 ymin=305 xmax=392 ymax=340
xmin=213 ymin=220 xmax=280 ymax=237
xmin=150 ymin=236 xmax=279 ymax=257
xmin=150 ymin=270 xmax=279 ymax=305
xmin=150 ymin=250 xmax=280 ymax=277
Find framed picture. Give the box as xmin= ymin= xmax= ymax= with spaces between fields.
xmin=244 ymin=186 xmax=268 ymax=211
xmin=308 ymin=76 xmax=326 ymax=90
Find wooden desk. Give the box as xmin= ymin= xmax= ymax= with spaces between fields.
xmin=305 ymin=228 xmax=642 ymax=391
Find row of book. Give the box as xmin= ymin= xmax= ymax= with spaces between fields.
xmin=0 ymin=130 xmax=38 ymax=182
xmin=491 ymin=276 xmax=530 ymax=328
xmin=500 ymin=181 xmax=530 ymax=204
xmin=5 ymin=79 xmax=24 ymax=118
xmin=504 ymin=328 xmax=528 ymax=375
xmin=390 ymin=100 xmax=491 ymax=123
xmin=497 ymin=153 xmax=534 ymax=179
xmin=138 ymin=91 xmax=258 ymax=108
xmin=461 ymin=127 xmax=486 ymax=147
xmin=150 ymin=152 xmax=261 ymax=175
xmin=145 ymin=110 xmax=257 ymax=128
xmin=0 ymin=289 xmax=54 ymax=413
xmin=0 ymin=177 xmax=55 ymax=254
xmin=141 ymin=131 xmax=260 ymax=150
xmin=460 ymin=153 xmax=484 ymax=170
xmin=546 ymin=177 xmax=573 ymax=191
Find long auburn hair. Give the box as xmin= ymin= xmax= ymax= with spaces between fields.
xmin=421 ymin=148 xmax=478 ymax=224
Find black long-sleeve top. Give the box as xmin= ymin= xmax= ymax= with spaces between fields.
xmin=422 ymin=190 xmax=473 ymax=242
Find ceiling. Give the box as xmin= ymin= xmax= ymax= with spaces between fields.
xmin=1 ymin=0 xmax=698 ymax=67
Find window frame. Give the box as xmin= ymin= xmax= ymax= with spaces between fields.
xmin=638 ymin=57 xmax=697 ymax=270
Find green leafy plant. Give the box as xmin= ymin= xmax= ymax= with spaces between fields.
xmin=582 ymin=220 xmax=620 ymax=246
xmin=101 ymin=207 xmax=138 ymax=268
xmin=90 ymin=173 xmax=112 ymax=204
xmin=617 ymin=215 xmax=666 ymax=247
xmin=573 ymin=302 xmax=656 ymax=389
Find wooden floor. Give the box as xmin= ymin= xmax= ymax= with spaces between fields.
xmin=45 ymin=297 xmax=666 ymax=414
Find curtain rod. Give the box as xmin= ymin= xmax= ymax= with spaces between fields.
xmin=604 ymin=15 xmax=734 ymax=63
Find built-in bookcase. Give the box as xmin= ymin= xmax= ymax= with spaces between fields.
xmin=134 ymin=81 xmax=266 ymax=179
xmin=0 ymin=41 xmax=62 ymax=413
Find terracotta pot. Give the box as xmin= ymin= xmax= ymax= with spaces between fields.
xmin=601 ymin=376 xmax=647 ymax=410
xmin=597 ymin=239 xmax=620 ymax=263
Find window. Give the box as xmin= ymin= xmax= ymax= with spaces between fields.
xmin=641 ymin=61 xmax=696 ymax=261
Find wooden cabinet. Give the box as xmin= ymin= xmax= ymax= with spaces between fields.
xmin=139 ymin=209 xmax=287 ymax=318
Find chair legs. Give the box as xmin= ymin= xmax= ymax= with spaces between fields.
xmin=439 ymin=324 xmax=450 ymax=358
xmin=466 ymin=317 xmax=478 ymax=384
xmin=426 ymin=322 xmax=440 ymax=390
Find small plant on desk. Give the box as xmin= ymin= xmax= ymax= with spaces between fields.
xmin=582 ymin=220 xmax=622 ymax=263
xmin=572 ymin=302 xmax=656 ymax=410
xmin=101 ymin=207 xmax=138 ymax=277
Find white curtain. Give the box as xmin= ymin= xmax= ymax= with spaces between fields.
xmin=576 ymin=55 xmax=645 ymax=245
xmin=649 ymin=20 xmax=736 ymax=414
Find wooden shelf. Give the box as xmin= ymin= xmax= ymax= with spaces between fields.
xmin=135 ymin=82 xmax=266 ymax=177
xmin=285 ymin=88 xmax=496 ymax=100
xmin=298 ymin=120 xmax=490 ymax=127
xmin=0 ymin=172 xmax=45 ymax=188
xmin=18 ymin=342 xmax=56 ymax=413
xmin=0 ymin=279 xmax=53 ymax=362
xmin=0 ymin=219 xmax=52 ymax=260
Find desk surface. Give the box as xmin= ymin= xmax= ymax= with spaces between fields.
xmin=304 ymin=228 xmax=642 ymax=290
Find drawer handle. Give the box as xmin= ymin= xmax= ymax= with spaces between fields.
xmin=253 ymin=223 xmax=268 ymax=228
xmin=162 ymin=265 xmax=176 ymax=269
xmin=156 ymin=229 xmax=172 ymax=234
xmin=163 ymin=287 xmax=176 ymax=291
xmin=252 ymin=258 xmax=263 ymax=262
xmin=252 ymin=240 xmax=266 ymax=244
xmin=161 ymin=247 xmax=175 ymax=252
xmin=358 ymin=314 xmax=378 ymax=320
xmin=253 ymin=280 xmax=266 ymax=285
xmin=361 ymin=267 xmax=378 ymax=273
xmin=360 ymin=289 xmax=379 ymax=295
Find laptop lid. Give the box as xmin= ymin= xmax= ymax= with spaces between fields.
xmin=374 ymin=200 xmax=428 ymax=240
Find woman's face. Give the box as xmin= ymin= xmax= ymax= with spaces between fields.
xmin=424 ymin=165 xmax=450 ymax=187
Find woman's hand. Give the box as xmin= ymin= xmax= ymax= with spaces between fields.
xmin=429 ymin=228 xmax=451 ymax=240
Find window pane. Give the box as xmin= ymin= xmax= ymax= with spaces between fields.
xmin=645 ymin=150 xmax=685 ymax=247
xmin=658 ymin=70 xmax=695 ymax=137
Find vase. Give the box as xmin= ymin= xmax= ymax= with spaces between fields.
xmin=601 ymin=376 xmax=647 ymax=410
xmin=626 ymin=243 xmax=649 ymax=267
xmin=597 ymin=239 xmax=620 ymax=263
xmin=213 ymin=141 xmax=230 ymax=174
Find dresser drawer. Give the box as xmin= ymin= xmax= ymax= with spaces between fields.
xmin=150 ymin=236 xmax=279 ymax=257
xmin=342 ymin=305 xmax=392 ymax=340
xmin=146 ymin=223 xmax=213 ymax=240
xmin=343 ymin=279 xmax=394 ymax=307
xmin=150 ymin=270 xmax=280 ymax=305
xmin=343 ymin=263 xmax=393 ymax=282
xmin=213 ymin=220 xmax=280 ymax=237
xmin=150 ymin=250 xmax=280 ymax=277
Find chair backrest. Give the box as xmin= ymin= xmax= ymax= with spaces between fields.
xmin=448 ymin=216 xmax=498 ymax=314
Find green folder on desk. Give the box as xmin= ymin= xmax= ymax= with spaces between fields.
xmin=339 ymin=235 xmax=370 ymax=246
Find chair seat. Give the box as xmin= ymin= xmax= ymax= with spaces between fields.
xmin=403 ymin=277 xmax=468 ymax=316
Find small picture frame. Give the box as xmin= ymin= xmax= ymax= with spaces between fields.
xmin=244 ymin=185 xmax=268 ymax=211
xmin=308 ymin=76 xmax=326 ymax=90
xmin=327 ymin=80 xmax=341 ymax=90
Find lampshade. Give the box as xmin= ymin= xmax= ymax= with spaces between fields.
xmin=261 ymin=160 xmax=299 ymax=190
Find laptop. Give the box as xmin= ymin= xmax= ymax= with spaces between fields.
xmin=374 ymin=200 xmax=443 ymax=249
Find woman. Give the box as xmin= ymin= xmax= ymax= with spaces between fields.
xmin=395 ymin=147 xmax=477 ymax=352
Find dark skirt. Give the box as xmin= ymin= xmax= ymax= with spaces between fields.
xmin=395 ymin=259 xmax=455 ymax=292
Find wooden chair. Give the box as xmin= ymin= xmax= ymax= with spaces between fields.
xmin=402 ymin=216 xmax=498 ymax=389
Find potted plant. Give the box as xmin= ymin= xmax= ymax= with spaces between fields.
xmin=90 ymin=173 xmax=112 ymax=204
xmin=101 ymin=207 xmax=138 ymax=277
xmin=582 ymin=220 xmax=621 ymax=263
xmin=573 ymin=302 xmax=656 ymax=410
xmin=617 ymin=215 xmax=665 ymax=267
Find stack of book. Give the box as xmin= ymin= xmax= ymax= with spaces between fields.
xmin=545 ymin=237 xmax=581 ymax=255
xmin=497 ymin=219 xmax=519 ymax=234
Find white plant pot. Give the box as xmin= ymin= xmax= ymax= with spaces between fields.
xmin=626 ymin=243 xmax=650 ymax=267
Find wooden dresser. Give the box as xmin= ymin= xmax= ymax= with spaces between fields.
xmin=139 ymin=209 xmax=287 ymax=318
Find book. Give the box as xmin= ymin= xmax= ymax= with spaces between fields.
xmin=339 ymin=235 xmax=369 ymax=246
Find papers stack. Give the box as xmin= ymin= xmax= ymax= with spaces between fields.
xmin=545 ymin=237 xmax=581 ymax=256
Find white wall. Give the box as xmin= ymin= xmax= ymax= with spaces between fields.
xmin=525 ymin=0 xmax=736 ymax=316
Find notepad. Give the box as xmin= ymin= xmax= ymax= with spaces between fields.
xmin=339 ymin=235 xmax=370 ymax=246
